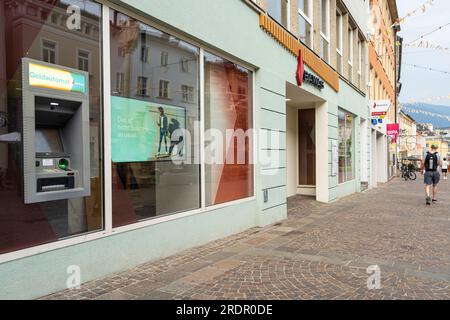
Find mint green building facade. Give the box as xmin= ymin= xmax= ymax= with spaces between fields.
xmin=0 ymin=0 xmax=370 ymax=299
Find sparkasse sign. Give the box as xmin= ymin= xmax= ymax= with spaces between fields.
xmin=296 ymin=50 xmax=325 ymax=90
xmin=370 ymin=100 xmax=391 ymax=117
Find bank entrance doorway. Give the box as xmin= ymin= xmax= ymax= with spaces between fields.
xmin=297 ymin=108 xmax=316 ymax=195
xmin=286 ymin=82 xmax=327 ymax=202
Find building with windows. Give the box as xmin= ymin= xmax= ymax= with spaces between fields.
xmin=0 ymin=0 xmax=375 ymax=299
xmin=398 ymin=110 xmax=417 ymax=160
xmin=424 ymin=137 xmax=450 ymax=160
xmin=368 ymin=0 xmax=401 ymax=184
xmin=259 ymin=0 xmax=371 ymax=198
xmin=415 ymin=132 xmax=426 ymax=159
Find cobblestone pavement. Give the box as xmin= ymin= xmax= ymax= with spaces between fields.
xmin=43 ymin=178 xmax=450 ymax=300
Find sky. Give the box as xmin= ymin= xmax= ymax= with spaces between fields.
xmin=397 ymin=0 xmax=450 ymax=105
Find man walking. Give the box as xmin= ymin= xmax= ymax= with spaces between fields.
xmin=442 ymin=157 xmax=449 ymax=180
xmin=423 ymin=144 xmax=441 ymax=205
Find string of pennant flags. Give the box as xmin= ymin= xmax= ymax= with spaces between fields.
xmin=403 ymin=94 xmax=450 ymax=104
xmin=369 ymin=0 xmax=437 ymax=53
xmin=395 ymin=1 xmax=450 ymax=121
xmin=404 ymin=64 xmax=450 ymax=75
xmin=404 ymin=41 xmax=450 ymax=54
xmin=391 ymin=0 xmax=435 ymax=29
xmin=400 ymin=106 xmax=450 ymax=123
xmin=406 ymin=21 xmax=450 ymax=45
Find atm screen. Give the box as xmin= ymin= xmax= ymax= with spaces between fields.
xmin=35 ymin=128 xmax=64 ymax=153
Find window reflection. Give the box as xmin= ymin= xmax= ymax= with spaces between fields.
xmin=0 ymin=0 xmax=103 ymax=254
xmin=109 ymin=10 xmax=201 ymax=227
xmin=204 ymin=52 xmax=254 ymax=206
xmin=338 ymin=109 xmax=354 ymax=183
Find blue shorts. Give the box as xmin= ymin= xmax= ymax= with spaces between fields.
xmin=424 ymin=170 xmax=440 ymax=186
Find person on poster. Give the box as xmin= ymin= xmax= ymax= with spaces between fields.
xmin=157 ymin=106 xmax=168 ymax=155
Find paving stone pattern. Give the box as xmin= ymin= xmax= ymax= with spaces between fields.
xmin=43 ymin=178 xmax=450 ymax=300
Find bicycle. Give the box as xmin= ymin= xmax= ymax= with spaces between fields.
xmin=401 ymin=164 xmax=417 ymax=181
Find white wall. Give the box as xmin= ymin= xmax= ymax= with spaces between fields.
xmin=371 ymin=129 xmax=377 ymax=188
xmin=376 ymin=134 xmax=388 ymax=183
xmin=286 ymin=105 xmax=297 ymax=197
xmin=316 ymin=101 xmax=329 ymax=202
xmin=360 ymin=118 xmax=368 ymax=183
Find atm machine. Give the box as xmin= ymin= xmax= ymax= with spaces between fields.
xmin=21 ymin=58 xmax=90 ymax=204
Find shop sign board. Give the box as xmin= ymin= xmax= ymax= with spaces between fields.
xmin=370 ymin=100 xmax=392 ymax=132
xmin=387 ymin=123 xmax=400 ymax=143
xmin=370 ymin=100 xmax=391 ymax=117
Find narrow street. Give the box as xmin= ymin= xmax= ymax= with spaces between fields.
xmin=44 ymin=177 xmax=450 ymax=300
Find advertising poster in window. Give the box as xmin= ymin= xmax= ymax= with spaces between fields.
xmin=111 ymin=96 xmax=186 ymax=163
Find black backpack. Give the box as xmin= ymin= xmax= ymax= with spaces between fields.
xmin=425 ymin=152 xmax=438 ymax=171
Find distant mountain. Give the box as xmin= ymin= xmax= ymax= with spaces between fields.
xmin=401 ymin=103 xmax=450 ymax=129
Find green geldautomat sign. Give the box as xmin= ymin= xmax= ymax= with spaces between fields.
xmin=111 ymin=96 xmax=186 ymax=163
xmin=28 ymin=62 xmax=87 ymax=94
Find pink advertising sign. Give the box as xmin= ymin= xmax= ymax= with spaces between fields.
xmin=387 ymin=124 xmax=400 ymax=143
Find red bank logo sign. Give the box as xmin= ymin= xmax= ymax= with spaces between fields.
xmin=296 ymin=50 xmax=305 ymax=86
xmin=296 ymin=50 xmax=324 ymax=90
xmin=370 ymin=100 xmax=391 ymax=117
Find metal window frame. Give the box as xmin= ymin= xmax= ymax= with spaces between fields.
xmin=319 ymin=0 xmax=331 ymax=63
xmin=41 ymin=38 xmax=58 ymax=64
xmin=298 ymin=0 xmax=313 ymax=48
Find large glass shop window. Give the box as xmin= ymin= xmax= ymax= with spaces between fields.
xmin=0 ymin=0 xmax=103 ymax=254
xmin=110 ymin=10 xmax=201 ymax=227
xmin=204 ymin=52 xmax=253 ymax=206
xmin=338 ymin=109 xmax=354 ymax=184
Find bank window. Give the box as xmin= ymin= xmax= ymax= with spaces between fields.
xmin=51 ymin=12 xmax=58 ymax=24
xmin=267 ymin=0 xmax=289 ymax=29
xmin=159 ymin=80 xmax=170 ymax=99
xmin=78 ymin=49 xmax=90 ymax=72
xmin=181 ymin=85 xmax=194 ymax=103
xmin=137 ymin=76 xmax=148 ymax=96
xmin=204 ymin=52 xmax=254 ymax=206
xmin=336 ymin=7 xmax=343 ymax=74
xmin=338 ymin=109 xmax=354 ymax=183
xmin=0 ymin=0 xmax=103 ymax=255
xmin=180 ymin=57 xmax=189 ymax=73
xmin=140 ymin=32 xmax=149 ymax=63
xmin=161 ymin=51 xmax=168 ymax=66
xmin=298 ymin=0 xmax=313 ymax=48
xmin=84 ymin=24 xmax=91 ymax=36
xmin=42 ymin=39 xmax=57 ymax=64
xmin=320 ymin=0 xmax=330 ymax=63
xmin=141 ymin=47 xmax=149 ymax=63
xmin=357 ymin=38 xmax=363 ymax=89
xmin=348 ymin=26 xmax=354 ymax=82
xmin=110 ymin=10 xmax=201 ymax=227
